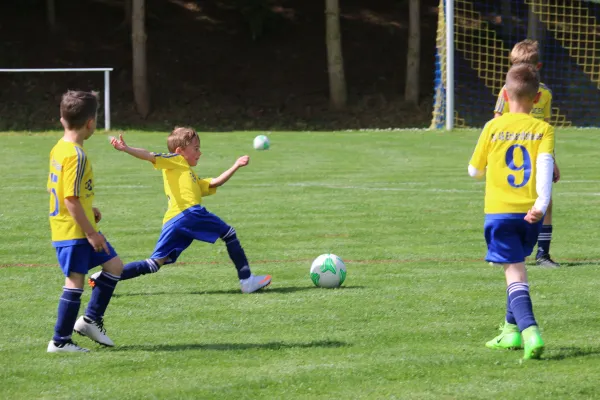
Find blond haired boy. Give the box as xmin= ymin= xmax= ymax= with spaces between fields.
xmin=89 ymin=128 xmax=271 ymax=294
xmin=494 ymin=39 xmax=560 ymax=268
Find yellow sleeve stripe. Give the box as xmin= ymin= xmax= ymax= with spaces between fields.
xmin=74 ymin=147 xmax=87 ymax=197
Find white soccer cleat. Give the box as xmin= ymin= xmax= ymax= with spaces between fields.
xmin=47 ymin=339 xmax=89 ymax=353
xmin=240 ymin=274 xmax=272 ymax=294
xmin=74 ymin=316 xmax=115 ymax=347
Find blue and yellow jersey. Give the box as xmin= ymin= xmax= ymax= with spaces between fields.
xmin=152 ymin=153 xmax=216 ymax=224
xmin=494 ymin=82 xmax=552 ymax=121
xmin=48 ymin=140 xmax=96 ymax=246
xmin=469 ymin=113 xmax=555 ymax=214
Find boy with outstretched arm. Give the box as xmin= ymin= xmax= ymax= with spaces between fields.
xmin=90 ymin=127 xmax=271 ymax=293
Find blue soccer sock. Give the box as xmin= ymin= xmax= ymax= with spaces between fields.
xmin=85 ymin=272 xmax=120 ymax=321
xmin=505 ymin=290 xmax=516 ymax=325
xmin=507 ymin=282 xmax=537 ymax=332
xmin=536 ymin=224 xmax=552 ymax=258
xmin=53 ymin=287 xmax=83 ymax=343
xmin=221 ymin=228 xmax=251 ymax=280
xmin=121 ymin=259 xmax=160 ymax=280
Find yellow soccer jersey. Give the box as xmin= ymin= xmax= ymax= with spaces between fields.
xmin=469 ymin=113 xmax=555 ymax=214
xmin=494 ymin=82 xmax=552 ymax=121
xmin=153 ymin=153 xmax=216 ymax=224
xmin=48 ymin=140 xmax=96 ymax=245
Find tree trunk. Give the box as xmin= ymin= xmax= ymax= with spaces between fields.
xmin=124 ymin=0 xmax=132 ymax=26
xmin=132 ymin=0 xmax=150 ymax=117
xmin=47 ymin=0 xmax=56 ymax=32
xmin=325 ymin=0 xmax=347 ymax=109
xmin=405 ymin=0 xmax=420 ymax=105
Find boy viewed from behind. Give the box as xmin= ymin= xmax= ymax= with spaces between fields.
xmin=494 ymin=39 xmax=560 ymax=268
xmin=470 ymin=63 xmax=554 ymax=359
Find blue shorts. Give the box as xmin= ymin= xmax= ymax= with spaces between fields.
xmin=151 ymin=205 xmax=231 ymax=264
xmin=55 ymin=240 xmax=118 ymax=277
xmin=484 ymin=214 xmax=543 ymax=264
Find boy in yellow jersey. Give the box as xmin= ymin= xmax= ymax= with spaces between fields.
xmin=469 ymin=63 xmax=554 ymax=360
xmin=494 ymin=39 xmax=561 ymax=268
xmin=47 ymin=91 xmax=124 ymax=353
xmin=89 ymin=127 xmax=271 ymax=293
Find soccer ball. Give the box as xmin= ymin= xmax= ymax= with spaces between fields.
xmin=310 ymin=254 xmax=347 ymax=288
xmin=253 ymin=135 xmax=270 ymax=150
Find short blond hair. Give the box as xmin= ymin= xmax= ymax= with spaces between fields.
xmin=167 ymin=126 xmax=199 ymax=153
xmin=505 ymin=63 xmax=540 ymax=101
xmin=510 ymin=39 xmax=540 ymax=65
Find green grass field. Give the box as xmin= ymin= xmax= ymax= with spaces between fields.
xmin=1 ymin=129 xmax=600 ymax=399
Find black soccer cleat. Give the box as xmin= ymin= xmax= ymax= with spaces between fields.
xmin=536 ymin=254 xmax=560 ymax=268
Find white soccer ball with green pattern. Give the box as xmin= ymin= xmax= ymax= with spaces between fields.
xmin=253 ymin=135 xmax=270 ymax=150
xmin=310 ymin=254 xmax=346 ymax=288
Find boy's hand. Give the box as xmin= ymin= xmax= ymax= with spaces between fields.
xmin=235 ymin=155 xmax=250 ymax=168
xmin=93 ymin=207 xmax=102 ymax=223
xmin=109 ymin=133 xmax=128 ymax=152
xmin=86 ymin=231 xmax=110 ymax=254
xmin=553 ymin=163 xmax=560 ymax=183
xmin=524 ymin=207 xmax=544 ymax=224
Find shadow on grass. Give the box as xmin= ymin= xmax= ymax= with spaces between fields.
xmin=527 ymin=260 xmax=600 ymax=268
xmin=116 ymin=340 xmax=348 ymax=352
xmin=544 ymin=346 xmax=600 ymax=361
xmin=556 ymin=261 xmax=600 ymax=267
xmin=113 ymin=285 xmax=366 ymax=297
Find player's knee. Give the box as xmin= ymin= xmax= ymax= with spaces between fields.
xmin=103 ymin=256 xmax=124 ymax=276
xmin=66 ymin=272 xmax=86 ymax=289
xmin=220 ymin=227 xmax=238 ymax=244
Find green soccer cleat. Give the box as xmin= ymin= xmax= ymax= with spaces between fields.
xmin=486 ymin=322 xmax=522 ymax=350
xmin=522 ymin=325 xmax=545 ymax=360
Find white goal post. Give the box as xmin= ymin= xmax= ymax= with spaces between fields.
xmin=0 ymin=68 xmax=113 ymax=130
xmin=445 ymin=0 xmax=454 ymax=131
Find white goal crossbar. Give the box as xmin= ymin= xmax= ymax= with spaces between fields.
xmin=0 ymin=68 xmax=114 ymax=130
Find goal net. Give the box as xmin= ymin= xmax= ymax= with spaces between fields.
xmin=431 ymin=0 xmax=600 ymax=128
